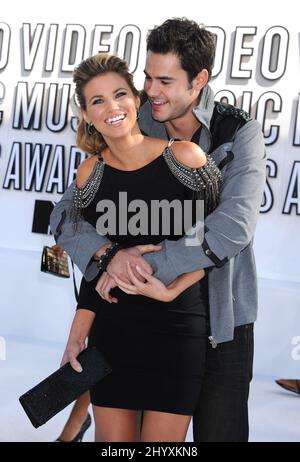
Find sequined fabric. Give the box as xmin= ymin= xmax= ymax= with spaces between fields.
xmin=70 ymin=159 xmax=105 ymax=225
xmin=163 ymin=141 xmax=222 ymax=215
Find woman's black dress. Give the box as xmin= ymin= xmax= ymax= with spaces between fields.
xmin=76 ymin=147 xmax=216 ymax=415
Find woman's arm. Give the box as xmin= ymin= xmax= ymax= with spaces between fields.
xmin=143 ymin=120 xmax=266 ymax=285
xmin=112 ymin=263 xmax=205 ymax=302
xmin=167 ymin=269 xmax=206 ymax=299
xmin=50 ymin=181 xmax=111 ymax=281
xmin=61 ymin=309 xmax=96 ymax=371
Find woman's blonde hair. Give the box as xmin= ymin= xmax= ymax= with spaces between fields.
xmin=73 ymin=53 xmax=140 ymax=155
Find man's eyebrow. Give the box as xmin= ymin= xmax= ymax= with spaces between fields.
xmin=143 ymin=70 xmax=175 ymax=81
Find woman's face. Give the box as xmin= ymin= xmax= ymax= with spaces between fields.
xmin=82 ymin=72 xmax=139 ymax=141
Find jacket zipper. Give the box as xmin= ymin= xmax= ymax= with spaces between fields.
xmin=208 ymin=335 xmax=218 ymax=349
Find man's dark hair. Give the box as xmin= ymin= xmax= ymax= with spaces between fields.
xmin=146 ymin=18 xmax=216 ymax=82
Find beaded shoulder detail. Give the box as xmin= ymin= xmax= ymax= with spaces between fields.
xmin=163 ymin=139 xmax=222 ymax=215
xmin=70 ymin=158 xmax=105 ymax=223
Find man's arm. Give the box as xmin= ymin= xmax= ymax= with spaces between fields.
xmin=50 ymin=182 xmax=160 ymax=284
xmin=143 ymin=119 xmax=267 ymax=285
xmin=49 ymin=181 xmax=110 ymax=280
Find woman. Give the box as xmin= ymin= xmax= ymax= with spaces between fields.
xmin=62 ymin=53 xmax=221 ymax=442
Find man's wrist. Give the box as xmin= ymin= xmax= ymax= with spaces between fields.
xmin=97 ymin=243 xmax=123 ymax=273
xmin=93 ymin=243 xmax=111 ymax=261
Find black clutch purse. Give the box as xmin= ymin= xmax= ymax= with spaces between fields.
xmin=41 ymin=245 xmax=70 ymax=278
xmin=19 ymin=347 xmax=112 ymax=428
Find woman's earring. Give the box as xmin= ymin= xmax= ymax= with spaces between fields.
xmin=87 ymin=122 xmax=95 ymax=135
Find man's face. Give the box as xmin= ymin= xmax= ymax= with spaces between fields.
xmin=143 ymin=51 xmax=201 ymax=123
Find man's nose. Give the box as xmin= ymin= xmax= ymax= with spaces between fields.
xmin=145 ymin=80 xmax=160 ymax=97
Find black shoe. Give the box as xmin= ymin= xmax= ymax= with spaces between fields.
xmin=55 ymin=413 xmax=92 ymax=442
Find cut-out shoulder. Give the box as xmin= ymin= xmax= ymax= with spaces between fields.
xmin=169 ymin=141 xmax=207 ymax=169
xmin=76 ymin=156 xmax=100 ymax=188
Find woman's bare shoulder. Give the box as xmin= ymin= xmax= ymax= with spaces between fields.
xmin=170 ymin=141 xmax=206 ymax=169
xmin=76 ymin=155 xmax=99 ymax=188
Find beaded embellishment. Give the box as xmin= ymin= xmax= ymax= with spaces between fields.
xmin=70 ymin=141 xmax=222 ymax=224
xmin=163 ymin=139 xmax=222 ymax=216
xmin=70 ymin=158 xmax=105 ymax=225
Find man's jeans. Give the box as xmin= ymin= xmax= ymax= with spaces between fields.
xmin=193 ymin=323 xmax=254 ymax=442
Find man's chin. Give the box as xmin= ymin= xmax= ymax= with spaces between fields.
xmin=151 ymin=111 xmax=167 ymax=123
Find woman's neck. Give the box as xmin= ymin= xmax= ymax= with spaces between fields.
xmin=103 ymin=133 xmax=147 ymax=170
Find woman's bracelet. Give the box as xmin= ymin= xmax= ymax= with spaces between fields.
xmin=97 ymin=243 xmax=123 ymax=273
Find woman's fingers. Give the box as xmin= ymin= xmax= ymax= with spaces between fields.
xmin=61 ymin=345 xmax=83 ymax=373
xmin=113 ymin=274 xmax=139 ymax=294
xmin=99 ymin=274 xmax=111 ymax=301
xmin=127 ymin=262 xmax=156 ymax=288
xmin=126 ymin=262 xmax=145 ymax=289
xmin=136 ymin=244 xmax=162 ymax=254
xmin=95 ymin=272 xmax=108 ymax=297
xmin=106 ymin=279 xmax=118 ymax=303
xmin=102 ymin=278 xmax=118 ymax=303
xmin=135 ymin=265 xmax=155 ymax=282
xmin=95 ymin=273 xmax=118 ymax=303
xmin=69 ymin=356 xmax=83 ymax=373
xmin=125 ymin=263 xmax=155 ymax=297
xmin=127 ymin=263 xmax=169 ymax=300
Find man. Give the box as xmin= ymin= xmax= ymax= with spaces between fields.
xmin=50 ymin=18 xmax=266 ymax=441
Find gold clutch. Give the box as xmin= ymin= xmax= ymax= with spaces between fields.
xmin=41 ymin=246 xmax=70 ymax=278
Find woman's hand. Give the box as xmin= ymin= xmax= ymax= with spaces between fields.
xmin=95 ymin=244 xmax=162 ymax=302
xmin=113 ymin=262 xmax=177 ymax=302
xmin=114 ymin=264 xmax=206 ymax=303
xmin=106 ymin=244 xmax=162 ymax=284
xmin=60 ymin=309 xmax=95 ymax=372
xmin=60 ymin=339 xmax=86 ymax=372
xmin=95 ymin=272 xmax=118 ymax=303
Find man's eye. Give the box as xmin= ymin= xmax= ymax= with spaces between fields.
xmin=161 ymin=81 xmax=170 ymax=85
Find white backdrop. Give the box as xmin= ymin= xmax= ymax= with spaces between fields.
xmin=0 ymin=0 xmax=299 ymax=376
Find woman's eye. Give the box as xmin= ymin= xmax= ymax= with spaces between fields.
xmin=116 ymin=92 xmax=127 ymax=98
xmin=92 ymin=98 xmax=103 ymax=105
